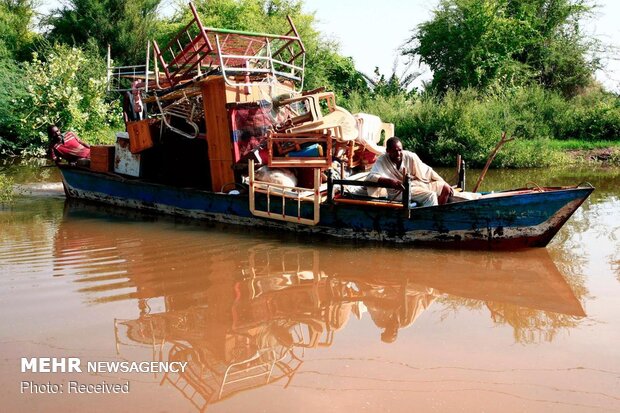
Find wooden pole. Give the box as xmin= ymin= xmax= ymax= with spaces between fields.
xmin=458 ymin=158 xmax=466 ymax=191
xmin=473 ymin=131 xmax=515 ymax=193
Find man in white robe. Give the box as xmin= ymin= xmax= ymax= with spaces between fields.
xmin=367 ymin=137 xmax=453 ymax=206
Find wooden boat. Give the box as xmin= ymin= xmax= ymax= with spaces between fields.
xmin=57 ymin=2 xmax=593 ymax=250
xmin=59 ymin=164 xmax=593 ymax=249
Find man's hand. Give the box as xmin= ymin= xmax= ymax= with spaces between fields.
xmin=446 ymin=183 xmax=454 ymax=196
xmin=379 ymin=177 xmax=404 ymax=190
xmin=438 ymin=181 xmax=454 ymax=205
xmin=390 ymin=178 xmax=405 ymax=190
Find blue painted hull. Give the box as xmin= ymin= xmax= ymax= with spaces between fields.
xmin=58 ymin=166 xmax=593 ymax=249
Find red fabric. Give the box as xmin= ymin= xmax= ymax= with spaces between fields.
xmin=361 ymin=149 xmax=377 ymax=165
xmin=51 ymin=131 xmax=90 ymax=162
xmin=229 ymin=103 xmax=273 ymax=163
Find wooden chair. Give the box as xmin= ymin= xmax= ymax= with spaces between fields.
xmin=267 ymin=131 xmax=332 ymax=168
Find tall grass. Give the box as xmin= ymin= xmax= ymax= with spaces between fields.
xmin=343 ymin=85 xmax=620 ymax=168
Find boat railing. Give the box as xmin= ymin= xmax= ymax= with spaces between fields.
xmin=326 ymin=170 xmax=412 ymax=211
xmin=106 ymin=44 xmax=152 ymax=92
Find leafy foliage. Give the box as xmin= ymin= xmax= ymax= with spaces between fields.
xmin=0 ymin=58 xmax=27 ymax=150
xmin=562 ymin=88 xmax=620 ymax=141
xmin=349 ymin=85 xmax=618 ymax=168
xmin=354 ymin=58 xmax=422 ymax=101
xmin=0 ymin=0 xmax=38 ymax=61
xmin=13 ymin=43 xmax=117 ymax=154
xmin=45 ymin=0 xmax=161 ymax=65
xmin=405 ymin=0 xmax=598 ymax=97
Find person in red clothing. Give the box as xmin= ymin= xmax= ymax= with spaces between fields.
xmin=47 ymin=124 xmax=91 ymax=164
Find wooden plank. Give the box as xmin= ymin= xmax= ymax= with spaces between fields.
xmin=333 ymin=197 xmax=404 ymax=209
xmin=202 ymin=76 xmax=235 ymax=192
xmin=269 ymin=159 xmax=330 ymax=167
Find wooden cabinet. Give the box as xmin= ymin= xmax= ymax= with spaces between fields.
xmin=90 ymin=145 xmax=115 ymax=173
xmin=127 ymin=119 xmax=154 ymax=154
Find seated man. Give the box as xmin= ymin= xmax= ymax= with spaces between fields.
xmin=47 ymin=124 xmax=90 ymax=164
xmin=367 ymin=136 xmax=453 ymax=206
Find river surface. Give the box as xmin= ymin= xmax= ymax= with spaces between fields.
xmin=1 ymin=160 xmax=619 ymax=412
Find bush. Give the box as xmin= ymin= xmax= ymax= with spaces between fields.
xmin=503 ymin=86 xmax=571 ymax=141
xmin=11 ymin=42 xmax=117 ymax=154
xmin=348 ymin=85 xmax=615 ymax=168
xmin=0 ymin=57 xmax=27 ymax=153
xmin=563 ymin=90 xmax=620 ymax=142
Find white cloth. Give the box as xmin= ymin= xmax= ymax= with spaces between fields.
xmin=367 ymin=151 xmax=446 ymax=206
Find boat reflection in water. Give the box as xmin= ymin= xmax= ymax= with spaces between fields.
xmin=55 ymin=201 xmax=586 ymax=412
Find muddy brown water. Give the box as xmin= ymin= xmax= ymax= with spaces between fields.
xmin=1 ymin=160 xmax=619 ymax=412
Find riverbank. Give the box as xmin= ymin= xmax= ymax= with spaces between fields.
xmin=565 ymin=147 xmax=620 ymax=166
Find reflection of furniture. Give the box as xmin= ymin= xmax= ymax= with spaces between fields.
xmin=163 ymin=341 xmax=302 ymax=411
xmin=241 ymin=251 xmax=337 ymax=350
xmin=218 ymin=348 xmax=275 ymax=399
xmin=290 ymin=321 xmax=334 ymax=348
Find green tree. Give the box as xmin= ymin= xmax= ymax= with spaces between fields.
xmin=44 ymin=0 xmax=161 ymax=64
xmin=0 ymin=58 xmax=27 ymax=149
xmin=404 ymin=0 xmax=598 ymax=96
xmin=306 ymin=47 xmax=368 ymax=98
xmin=361 ymin=60 xmax=421 ymax=98
xmin=0 ymin=1 xmax=37 ymax=146
xmin=0 ymin=0 xmax=38 ymax=60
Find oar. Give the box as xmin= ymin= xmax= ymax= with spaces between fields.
xmin=473 ymin=131 xmax=514 ymax=192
